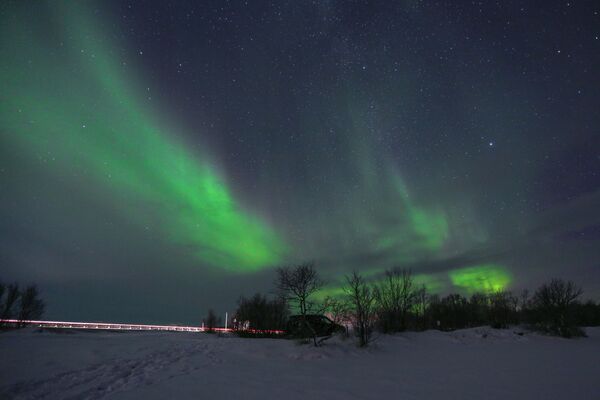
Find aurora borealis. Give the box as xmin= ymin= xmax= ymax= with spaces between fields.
xmin=1 ymin=1 xmax=599 ymax=323
xmin=1 ymin=4 xmax=285 ymax=272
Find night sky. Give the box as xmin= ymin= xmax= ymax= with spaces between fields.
xmin=1 ymin=1 xmax=599 ymax=325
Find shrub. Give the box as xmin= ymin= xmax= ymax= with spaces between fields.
xmin=234 ymin=293 xmax=288 ymax=332
xmin=529 ymin=279 xmax=584 ymax=337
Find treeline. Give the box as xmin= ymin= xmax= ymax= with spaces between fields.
xmin=227 ymin=263 xmax=600 ymax=347
xmin=0 ymin=281 xmax=45 ymax=328
xmin=346 ymin=270 xmax=599 ymax=345
xmin=405 ymin=278 xmax=599 ymax=337
xmin=234 ymin=293 xmax=288 ymax=332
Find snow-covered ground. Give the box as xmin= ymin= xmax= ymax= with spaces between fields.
xmin=1 ymin=327 xmax=599 ymax=399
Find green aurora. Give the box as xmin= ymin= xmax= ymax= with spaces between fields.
xmin=316 ymin=266 xmax=510 ymax=302
xmin=0 ymin=5 xmax=287 ymax=272
xmin=0 ymin=3 xmax=515 ymax=295
xmin=449 ymin=265 xmax=512 ymax=295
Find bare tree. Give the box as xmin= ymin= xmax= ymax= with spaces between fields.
xmin=488 ymin=290 xmax=517 ymax=329
xmin=531 ymin=279 xmax=583 ymax=337
xmin=276 ymin=262 xmax=323 ymax=345
xmin=468 ymin=292 xmax=489 ymax=327
xmin=18 ymin=285 xmax=45 ymax=327
xmin=203 ymin=309 xmax=220 ymax=333
xmin=276 ymin=262 xmax=323 ymax=316
xmin=533 ymin=279 xmax=582 ymax=309
xmin=344 ymin=271 xmax=376 ymax=347
xmin=1 ymin=283 xmax=20 ymax=323
xmin=373 ymin=269 xmax=415 ymax=332
xmin=323 ymin=296 xmax=350 ymax=334
xmin=414 ymin=285 xmax=429 ymax=330
xmin=518 ymin=289 xmax=531 ymax=323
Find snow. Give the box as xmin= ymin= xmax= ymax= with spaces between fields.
xmin=1 ymin=327 xmax=599 ymax=399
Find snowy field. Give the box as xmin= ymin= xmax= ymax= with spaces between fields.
xmin=1 ymin=327 xmax=599 ymax=400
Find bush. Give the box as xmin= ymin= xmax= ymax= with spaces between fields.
xmin=234 ymin=293 xmax=288 ymax=332
xmin=572 ymin=300 xmax=600 ymax=326
xmin=1 ymin=281 xmax=45 ymax=329
xmin=1 ymin=283 xmax=20 ymax=323
xmin=528 ymin=279 xmax=584 ymax=337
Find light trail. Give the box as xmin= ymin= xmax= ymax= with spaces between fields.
xmin=0 ymin=319 xmax=285 ymax=335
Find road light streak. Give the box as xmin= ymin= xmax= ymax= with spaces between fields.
xmin=0 ymin=319 xmax=284 ymax=335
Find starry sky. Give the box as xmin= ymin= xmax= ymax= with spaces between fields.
xmin=1 ymin=1 xmax=599 ymax=324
